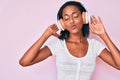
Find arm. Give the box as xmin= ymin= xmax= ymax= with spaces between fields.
xmin=19 ymin=24 xmax=60 ymax=67
xmin=90 ymin=16 xmax=120 ymax=70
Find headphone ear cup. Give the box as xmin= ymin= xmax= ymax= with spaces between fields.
xmin=82 ymin=12 xmax=90 ymax=24
xmin=59 ymin=19 xmax=65 ymax=30
xmin=82 ymin=12 xmax=86 ymax=24
xmin=57 ymin=19 xmax=65 ymax=33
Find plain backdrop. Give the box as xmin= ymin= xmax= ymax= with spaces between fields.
xmin=0 ymin=0 xmax=120 ymax=80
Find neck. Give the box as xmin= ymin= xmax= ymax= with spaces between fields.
xmin=67 ymin=33 xmax=86 ymax=43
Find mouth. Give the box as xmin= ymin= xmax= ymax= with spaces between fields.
xmin=71 ymin=24 xmax=77 ymax=29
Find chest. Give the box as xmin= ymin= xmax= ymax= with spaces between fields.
xmin=66 ymin=42 xmax=88 ymax=58
xmin=55 ymin=40 xmax=97 ymax=72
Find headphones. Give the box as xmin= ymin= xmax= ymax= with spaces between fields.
xmin=57 ymin=11 xmax=90 ymax=32
xmin=57 ymin=1 xmax=90 ymax=32
xmin=57 ymin=19 xmax=65 ymax=31
xmin=82 ymin=11 xmax=90 ymax=24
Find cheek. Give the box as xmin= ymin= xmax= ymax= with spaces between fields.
xmin=63 ymin=22 xmax=70 ymax=28
xmin=77 ymin=17 xmax=83 ymax=23
xmin=76 ymin=19 xmax=83 ymax=27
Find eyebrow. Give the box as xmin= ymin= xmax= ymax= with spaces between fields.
xmin=72 ymin=12 xmax=78 ymax=15
xmin=63 ymin=12 xmax=79 ymax=17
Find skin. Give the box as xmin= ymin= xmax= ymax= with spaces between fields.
xmin=19 ymin=5 xmax=120 ymax=70
xmin=62 ymin=6 xmax=88 ymax=58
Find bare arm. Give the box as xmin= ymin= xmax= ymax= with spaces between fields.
xmin=19 ymin=24 xmax=60 ymax=67
xmin=90 ymin=16 xmax=120 ymax=70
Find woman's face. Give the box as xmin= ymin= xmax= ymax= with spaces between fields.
xmin=62 ymin=5 xmax=83 ymax=34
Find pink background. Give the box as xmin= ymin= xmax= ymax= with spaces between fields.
xmin=0 ymin=0 xmax=120 ymax=80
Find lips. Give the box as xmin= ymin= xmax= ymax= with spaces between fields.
xmin=71 ymin=24 xmax=76 ymax=29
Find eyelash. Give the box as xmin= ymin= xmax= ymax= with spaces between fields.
xmin=64 ymin=15 xmax=79 ymax=21
xmin=64 ymin=18 xmax=69 ymax=21
xmin=74 ymin=15 xmax=79 ymax=18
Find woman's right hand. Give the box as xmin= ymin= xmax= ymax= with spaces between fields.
xmin=44 ymin=24 xmax=61 ymax=37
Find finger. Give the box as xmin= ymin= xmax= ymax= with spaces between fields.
xmin=90 ymin=16 xmax=93 ymax=24
xmin=52 ymin=24 xmax=59 ymax=31
xmin=98 ymin=16 xmax=103 ymax=25
xmin=91 ymin=16 xmax=96 ymax=25
xmin=92 ymin=16 xmax=97 ymax=22
xmin=90 ymin=24 xmax=95 ymax=31
xmin=91 ymin=16 xmax=98 ymax=24
xmin=90 ymin=19 xmax=96 ymax=27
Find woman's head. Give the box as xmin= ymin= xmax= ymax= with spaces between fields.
xmin=57 ymin=1 xmax=86 ymax=20
xmin=57 ymin=1 xmax=89 ymax=40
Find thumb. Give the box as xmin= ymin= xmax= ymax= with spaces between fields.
xmin=53 ymin=32 xmax=61 ymax=37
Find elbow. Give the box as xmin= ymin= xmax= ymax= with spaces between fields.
xmin=19 ymin=60 xmax=27 ymax=67
xmin=115 ymin=64 xmax=120 ymax=70
xmin=116 ymin=66 xmax=120 ymax=70
xmin=19 ymin=59 xmax=31 ymax=67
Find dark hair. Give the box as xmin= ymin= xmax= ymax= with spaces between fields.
xmin=57 ymin=1 xmax=89 ymax=40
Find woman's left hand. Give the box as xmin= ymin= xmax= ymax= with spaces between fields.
xmin=90 ymin=16 xmax=106 ymax=36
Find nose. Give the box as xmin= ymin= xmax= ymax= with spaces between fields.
xmin=70 ymin=17 xmax=74 ymax=23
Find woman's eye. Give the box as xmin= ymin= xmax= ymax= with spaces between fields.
xmin=73 ymin=15 xmax=79 ymax=18
xmin=64 ymin=18 xmax=69 ymax=21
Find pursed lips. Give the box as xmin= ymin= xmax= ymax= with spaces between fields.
xmin=71 ymin=24 xmax=77 ymax=29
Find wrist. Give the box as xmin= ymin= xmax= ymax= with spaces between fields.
xmin=43 ymin=31 xmax=52 ymax=38
xmin=99 ymin=31 xmax=108 ymax=38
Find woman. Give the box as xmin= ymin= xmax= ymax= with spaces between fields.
xmin=19 ymin=1 xmax=120 ymax=80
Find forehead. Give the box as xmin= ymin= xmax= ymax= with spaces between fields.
xmin=62 ymin=5 xmax=81 ymax=15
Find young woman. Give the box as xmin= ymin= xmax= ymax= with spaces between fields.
xmin=19 ymin=1 xmax=120 ymax=80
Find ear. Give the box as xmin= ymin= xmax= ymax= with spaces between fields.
xmin=82 ymin=12 xmax=90 ymax=24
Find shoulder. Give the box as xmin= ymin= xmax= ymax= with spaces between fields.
xmin=47 ymin=37 xmax=62 ymax=45
xmin=87 ymin=38 xmax=105 ymax=56
xmin=45 ymin=37 xmax=64 ymax=56
xmin=87 ymin=38 xmax=102 ymax=44
xmin=45 ymin=37 xmax=64 ymax=49
xmin=87 ymin=38 xmax=105 ymax=48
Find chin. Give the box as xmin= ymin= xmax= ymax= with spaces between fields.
xmin=70 ymin=30 xmax=80 ymax=34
